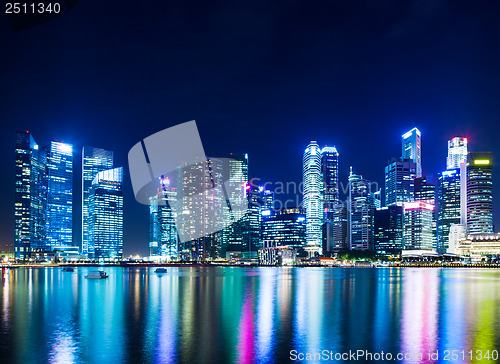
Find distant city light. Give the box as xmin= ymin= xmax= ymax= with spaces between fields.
xmin=57 ymin=143 xmax=72 ymax=153
xmin=297 ymin=217 xmax=305 ymax=222
xmin=474 ymin=159 xmax=490 ymax=165
xmin=261 ymin=210 xmax=271 ymax=216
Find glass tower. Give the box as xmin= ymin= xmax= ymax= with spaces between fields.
xmin=374 ymin=205 xmax=404 ymax=254
xmin=149 ymin=177 xmax=178 ymax=260
xmin=261 ymin=208 xmax=306 ymax=246
xmin=303 ymin=141 xmax=323 ymax=246
xmin=242 ymin=184 xmax=263 ymax=259
xmin=447 ymin=137 xmax=468 ymax=170
xmin=415 ymin=176 xmax=437 ymax=249
xmin=437 ymin=169 xmax=461 ymax=253
xmin=89 ymin=168 xmax=124 ymax=260
xmin=385 ymin=158 xmax=417 ymax=206
xmin=14 ymin=131 xmax=47 ymax=259
xmin=403 ymin=201 xmax=434 ymax=250
xmin=466 ymin=152 xmax=493 ymax=234
xmin=46 ymin=141 xmax=73 ymax=250
xmin=82 ymin=146 xmax=114 ymax=256
xmin=402 ymin=127 xmax=422 ymax=178
xmin=349 ymin=169 xmax=380 ymax=251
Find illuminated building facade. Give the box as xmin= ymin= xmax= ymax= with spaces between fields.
xmin=14 ymin=131 xmax=47 ymax=259
xmin=385 ymin=158 xmax=417 ymax=206
xmin=261 ymin=208 xmax=306 ymax=246
xmin=46 ymin=141 xmax=73 ymax=250
xmin=82 ymin=146 xmax=114 ymax=256
xmin=404 ymin=201 xmax=434 ymax=250
xmin=242 ymin=184 xmax=263 ymax=259
xmin=447 ymin=137 xmax=468 ymax=170
xmin=89 ymin=168 xmax=124 ymax=260
xmin=349 ymin=169 xmax=380 ymax=251
xmin=402 ymin=127 xmax=422 ymax=178
xmin=467 ymin=152 xmax=493 ymax=234
xmin=149 ymin=177 xmax=178 ymax=260
xmin=303 ymin=141 xmax=323 ymax=246
xmin=415 ymin=176 xmax=437 ymax=249
xmin=374 ymin=205 xmax=404 ymax=254
xmin=437 ymin=168 xmax=461 ymax=253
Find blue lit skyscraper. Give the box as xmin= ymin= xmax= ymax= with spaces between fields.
xmin=447 ymin=137 xmax=468 ymax=170
xmin=349 ymin=168 xmax=380 ymax=251
xmin=403 ymin=201 xmax=434 ymax=250
xmin=149 ymin=177 xmax=178 ymax=260
xmin=89 ymin=168 xmax=124 ymax=260
xmin=466 ymin=152 xmax=493 ymax=234
xmin=402 ymin=127 xmax=422 ymax=178
xmin=14 ymin=131 xmax=47 ymax=259
xmin=437 ymin=169 xmax=461 ymax=253
xmin=385 ymin=158 xmax=417 ymax=206
xmin=82 ymin=146 xmax=114 ymax=256
xmin=303 ymin=141 xmax=323 ymax=247
xmin=46 ymin=141 xmax=73 ymax=250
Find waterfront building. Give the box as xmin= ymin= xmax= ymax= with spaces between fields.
xmin=402 ymin=127 xmax=422 ymax=178
xmin=466 ymin=152 xmax=493 ymax=234
xmin=349 ymin=169 xmax=380 ymax=251
xmin=415 ymin=176 xmax=437 ymax=249
xmin=437 ymin=168 xmax=462 ymax=253
xmin=455 ymin=233 xmax=500 ymax=262
xmin=177 ymin=158 xmax=225 ymax=261
xmin=82 ymin=146 xmax=114 ymax=256
xmin=14 ymin=131 xmax=47 ymax=259
xmin=46 ymin=141 xmax=73 ymax=250
xmin=149 ymin=177 xmax=178 ymax=260
xmin=258 ymin=240 xmax=297 ymax=266
xmin=321 ymin=146 xmax=346 ymax=252
xmin=261 ymin=208 xmax=306 ymax=247
xmin=403 ymin=201 xmax=434 ymax=250
xmin=447 ymin=137 xmax=468 ymax=170
xmin=88 ymin=168 xmax=123 ymax=260
xmin=303 ymin=141 xmax=323 ymax=246
xmin=374 ymin=205 xmax=404 ymax=254
xmin=384 ymin=158 xmax=417 ymax=206
xmin=447 ymin=224 xmax=466 ymax=254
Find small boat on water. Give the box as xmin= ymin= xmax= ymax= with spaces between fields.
xmin=85 ymin=270 xmax=108 ymax=279
xmin=62 ymin=267 xmax=74 ymax=272
xmin=155 ymin=268 xmax=167 ymax=273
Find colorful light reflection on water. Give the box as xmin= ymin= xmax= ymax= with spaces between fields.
xmin=1 ymin=267 xmax=500 ymax=363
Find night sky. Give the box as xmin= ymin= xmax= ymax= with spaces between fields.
xmin=1 ymin=0 xmax=500 ymax=256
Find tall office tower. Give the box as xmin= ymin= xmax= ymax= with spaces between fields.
xmin=321 ymin=146 xmax=346 ymax=252
xmin=403 ymin=201 xmax=434 ymax=250
xmin=177 ymin=158 xmax=224 ymax=261
xmin=149 ymin=176 xmax=178 ymax=260
xmin=46 ymin=141 xmax=73 ymax=250
xmin=14 ymin=131 xmax=47 ymax=259
xmin=467 ymin=152 xmax=493 ymax=234
xmin=415 ymin=176 xmax=437 ymax=249
xmin=303 ymin=141 xmax=323 ymax=246
xmin=89 ymin=168 xmax=123 ymax=260
xmin=402 ymin=127 xmax=422 ymax=177
xmin=447 ymin=137 xmax=468 ymax=170
xmin=437 ymin=169 xmax=461 ymax=253
xmin=348 ymin=169 xmax=379 ymax=251
xmin=374 ymin=205 xmax=404 ymax=254
xmin=384 ymin=158 xmax=417 ymax=206
xmin=222 ymin=155 xmax=248 ymax=249
xmin=82 ymin=147 xmax=114 ymax=256
xmin=242 ymin=184 xmax=263 ymax=259
xmin=261 ymin=208 xmax=306 ymax=246
xmin=262 ymin=189 xmax=274 ymax=210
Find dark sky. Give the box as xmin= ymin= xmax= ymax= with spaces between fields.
xmin=1 ymin=0 xmax=500 ymax=256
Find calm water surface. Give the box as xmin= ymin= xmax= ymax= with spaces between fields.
xmin=1 ymin=267 xmax=500 ymax=363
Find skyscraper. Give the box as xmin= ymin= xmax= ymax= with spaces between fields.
xmin=89 ymin=167 xmax=124 ymax=260
xmin=349 ymin=169 xmax=380 ymax=251
xmin=467 ymin=152 xmax=493 ymax=234
xmin=82 ymin=146 xmax=114 ymax=256
xmin=447 ymin=137 xmax=468 ymax=170
xmin=403 ymin=201 xmax=434 ymax=250
xmin=303 ymin=141 xmax=323 ymax=246
xmin=385 ymin=158 xmax=417 ymax=206
xmin=261 ymin=208 xmax=306 ymax=246
xmin=374 ymin=205 xmax=404 ymax=254
xmin=149 ymin=177 xmax=178 ymax=260
xmin=415 ymin=176 xmax=437 ymax=249
xmin=14 ymin=131 xmax=47 ymax=259
xmin=437 ymin=169 xmax=461 ymax=253
xmin=46 ymin=141 xmax=73 ymax=250
xmin=402 ymin=127 xmax=422 ymax=178
xmin=242 ymin=184 xmax=263 ymax=259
